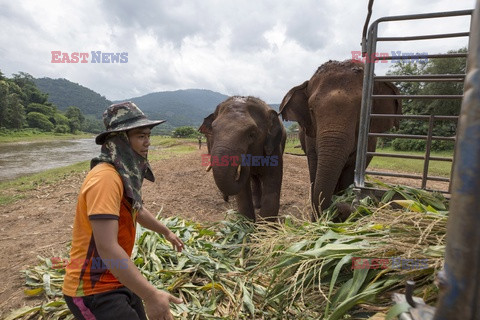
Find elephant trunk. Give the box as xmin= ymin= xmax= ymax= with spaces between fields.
xmin=311 ymin=131 xmax=352 ymax=219
xmin=211 ymin=146 xmax=250 ymax=196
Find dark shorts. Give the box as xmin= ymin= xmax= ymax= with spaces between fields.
xmin=64 ymin=287 xmax=147 ymax=320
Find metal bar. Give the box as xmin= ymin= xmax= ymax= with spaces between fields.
xmin=370 ymin=114 xmax=459 ymax=120
xmin=375 ymin=75 xmax=465 ymax=82
xmin=422 ymin=115 xmax=435 ymax=189
xmin=377 ymin=32 xmax=470 ymax=41
xmin=354 ymin=23 xmax=378 ymax=188
xmin=372 ymin=94 xmax=463 ymax=99
xmin=372 ymin=10 xmax=473 ymax=24
xmin=368 ymin=152 xmax=453 ymax=162
xmin=375 ymin=53 xmax=467 ymax=60
xmin=369 ymin=133 xmax=456 ymax=141
xmin=365 ymin=170 xmax=450 ymax=182
xmin=433 ymin=1 xmax=480 ymax=317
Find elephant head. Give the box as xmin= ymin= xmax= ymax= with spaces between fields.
xmin=199 ymin=96 xmax=286 ymax=221
xmin=279 ymin=60 xmax=402 ymax=220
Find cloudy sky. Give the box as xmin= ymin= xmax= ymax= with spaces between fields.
xmin=0 ymin=0 xmax=474 ymax=104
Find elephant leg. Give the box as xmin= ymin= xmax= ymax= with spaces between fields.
xmin=258 ymin=166 xmax=283 ymax=222
xmin=305 ymin=134 xmax=317 ymax=191
xmin=304 ymin=135 xmax=318 ymax=217
xmin=236 ymin=178 xmax=256 ymax=221
xmin=335 ymin=163 xmax=355 ymax=195
xmin=251 ymin=175 xmax=262 ymax=209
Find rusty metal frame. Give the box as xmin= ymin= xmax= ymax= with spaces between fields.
xmin=354 ymin=9 xmax=473 ymax=197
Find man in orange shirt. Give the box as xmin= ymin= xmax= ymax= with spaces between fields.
xmin=62 ymin=102 xmax=184 ymax=320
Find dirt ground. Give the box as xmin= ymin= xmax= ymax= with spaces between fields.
xmin=0 ymin=145 xmax=450 ymax=318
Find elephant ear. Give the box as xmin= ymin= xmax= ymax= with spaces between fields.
xmin=371 ymin=81 xmax=403 ymax=133
xmin=265 ymin=110 xmax=284 ymax=155
xmin=279 ymin=81 xmax=314 ymax=136
xmin=199 ymin=113 xmax=215 ymax=135
xmin=199 ymin=113 xmax=215 ymax=154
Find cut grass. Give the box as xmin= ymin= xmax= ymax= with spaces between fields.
xmin=6 ymin=184 xmax=449 ymax=319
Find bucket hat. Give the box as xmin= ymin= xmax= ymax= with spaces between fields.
xmin=95 ymin=101 xmax=165 ymax=145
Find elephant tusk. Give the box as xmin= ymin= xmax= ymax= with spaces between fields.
xmin=235 ymin=165 xmax=242 ymax=181
xmin=205 ymin=164 xmax=212 ymax=172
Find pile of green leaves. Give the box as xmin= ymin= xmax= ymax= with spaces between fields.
xmin=5 ymin=184 xmax=448 ymax=320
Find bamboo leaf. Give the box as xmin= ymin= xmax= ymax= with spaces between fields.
xmin=386 ymin=302 xmax=411 ymax=320
xmin=24 ymin=287 xmax=44 ymax=296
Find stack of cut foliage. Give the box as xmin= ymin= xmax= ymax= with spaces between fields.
xmin=5 ymin=183 xmax=448 ymax=320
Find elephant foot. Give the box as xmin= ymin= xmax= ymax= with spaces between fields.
xmin=333 ymin=202 xmax=353 ymax=222
xmin=223 ymin=194 xmax=229 ymax=202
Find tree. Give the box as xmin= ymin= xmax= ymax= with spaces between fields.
xmin=0 ymin=81 xmax=26 ymax=129
xmin=386 ymin=47 xmax=466 ymax=151
xmin=26 ymin=103 xmax=56 ymax=119
xmin=26 ymin=112 xmax=54 ymax=131
xmin=172 ymin=126 xmax=198 ymax=138
xmin=65 ymin=106 xmax=85 ymax=133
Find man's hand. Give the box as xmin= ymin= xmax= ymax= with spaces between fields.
xmin=144 ymin=290 xmax=183 ymax=320
xmin=165 ymin=231 xmax=184 ymax=252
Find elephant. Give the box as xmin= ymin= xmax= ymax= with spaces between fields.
xmin=279 ymin=59 xmax=402 ymax=220
xmin=199 ymin=96 xmax=286 ymax=222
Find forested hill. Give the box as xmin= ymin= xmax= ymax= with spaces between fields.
xmin=33 ymin=77 xmax=279 ymax=132
xmin=33 ymin=77 xmax=111 ymax=116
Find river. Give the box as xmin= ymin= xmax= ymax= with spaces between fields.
xmin=0 ymin=139 xmax=101 ymax=181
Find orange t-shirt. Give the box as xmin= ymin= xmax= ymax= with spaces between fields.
xmin=62 ymin=163 xmax=137 ymax=297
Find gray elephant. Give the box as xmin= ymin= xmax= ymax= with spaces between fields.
xmin=199 ymin=96 xmax=286 ymax=221
xmin=279 ymin=59 xmax=402 ymax=220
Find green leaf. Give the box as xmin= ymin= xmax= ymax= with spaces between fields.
xmin=386 ymin=302 xmax=411 ymax=320
xmin=324 ymin=254 xmax=352 ymax=316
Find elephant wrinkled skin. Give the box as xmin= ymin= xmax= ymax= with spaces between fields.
xmin=199 ymin=96 xmax=286 ymax=222
xmin=279 ymin=60 xmax=402 ymax=220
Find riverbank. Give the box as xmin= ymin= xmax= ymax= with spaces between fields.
xmin=0 ymin=129 xmax=94 ymax=144
xmin=0 ymin=136 xmax=196 ymax=206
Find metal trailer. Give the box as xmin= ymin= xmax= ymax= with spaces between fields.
xmin=357 ymin=0 xmax=480 ymax=318
xmin=354 ymin=9 xmax=472 ymax=198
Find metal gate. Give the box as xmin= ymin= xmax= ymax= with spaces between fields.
xmin=353 ymin=9 xmax=473 ymax=198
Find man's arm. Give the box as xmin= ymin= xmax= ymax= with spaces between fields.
xmin=91 ymin=219 xmax=182 ymax=320
xmin=136 ymin=207 xmax=184 ymax=252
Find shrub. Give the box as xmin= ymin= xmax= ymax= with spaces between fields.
xmin=172 ymin=126 xmax=198 ymax=138
xmin=26 ymin=112 xmax=54 ymax=131
xmin=391 ymin=138 xmax=455 ymax=151
xmin=54 ymin=124 xmax=70 ymax=134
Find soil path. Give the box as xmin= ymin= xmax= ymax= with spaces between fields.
xmin=0 ymin=145 xmax=449 ymax=317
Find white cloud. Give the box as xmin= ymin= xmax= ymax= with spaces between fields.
xmin=0 ymin=0 xmax=474 ymax=103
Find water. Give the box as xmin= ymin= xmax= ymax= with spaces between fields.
xmin=0 ymin=139 xmax=101 ymax=181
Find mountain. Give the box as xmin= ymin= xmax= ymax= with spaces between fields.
xmin=33 ymin=77 xmax=283 ymax=133
xmin=118 ymin=89 xmax=229 ymax=128
xmin=33 ymin=77 xmax=111 ymax=116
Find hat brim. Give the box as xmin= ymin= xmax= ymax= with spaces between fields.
xmin=95 ymin=119 xmax=166 ymax=145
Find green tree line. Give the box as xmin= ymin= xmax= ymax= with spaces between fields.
xmin=0 ymin=71 xmax=88 ymax=133
xmin=385 ymin=47 xmax=467 ymax=151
